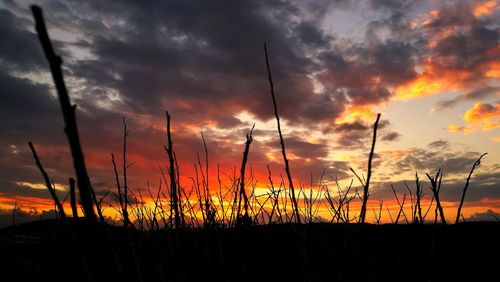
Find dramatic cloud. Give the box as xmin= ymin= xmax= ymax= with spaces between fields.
xmin=395 ymin=1 xmax=499 ymax=101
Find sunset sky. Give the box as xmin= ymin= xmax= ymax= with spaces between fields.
xmin=0 ymin=0 xmax=499 ymax=225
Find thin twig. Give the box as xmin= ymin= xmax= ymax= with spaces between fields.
xmin=264 ymin=42 xmax=300 ymax=223
xmin=28 ymin=142 xmax=66 ymax=218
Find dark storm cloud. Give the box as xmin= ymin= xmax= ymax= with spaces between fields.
xmin=336 ymin=121 xmax=368 ymax=132
xmin=2 ymin=0 xmax=496 ymax=130
xmin=381 ymin=131 xmax=400 ymax=142
xmin=433 ymin=26 xmax=498 ymax=72
xmin=466 ymin=209 xmax=500 ymax=222
xmin=332 ymin=118 xmax=397 ymax=149
xmin=328 ymin=160 xmax=351 ymax=180
xmin=0 ymin=8 xmax=46 ymax=71
xmin=384 ymin=148 xmax=486 ymax=176
xmin=369 ymin=0 xmax=416 ymax=11
xmin=426 ymin=1 xmax=477 ymax=29
xmin=294 ymin=21 xmax=332 ymax=47
xmin=37 ymin=0 xmax=333 ymax=126
xmin=312 ymin=0 xmax=424 ymax=109
xmin=299 ymin=90 xmax=347 ymax=123
xmin=437 ymin=86 xmax=500 ymax=109
xmin=318 ymin=38 xmax=420 ymax=108
xmin=1 ymin=0 xmax=425 ymax=147
xmin=425 ymin=172 xmax=500 ymax=203
xmin=371 ymin=169 xmax=500 ymax=207
xmin=427 ymin=140 xmax=450 ymax=149
xmin=0 ymin=70 xmax=60 ymax=139
xmin=335 ymin=130 xmax=369 ymax=149
xmin=263 ymin=135 xmax=329 ymax=160
xmin=24 ymin=0 xmax=427 ymax=129
xmin=0 ymin=182 xmax=63 ymax=200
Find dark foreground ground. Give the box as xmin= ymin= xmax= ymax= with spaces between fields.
xmin=0 ymin=220 xmax=498 ymax=282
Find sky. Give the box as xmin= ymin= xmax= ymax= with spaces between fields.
xmin=0 ymin=0 xmax=499 ymax=225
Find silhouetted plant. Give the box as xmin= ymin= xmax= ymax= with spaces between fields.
xmin=352 ymin=113 xmax=381 ymax=223
xmin=165 ymin=112 xmax=182 ymax=229
xmin=28 ymin=141 xmax=66 ymax=219
xmin=455 ymin=153 xmax=487 ymax=224
xmin=235 ymin=124 xmax=255 ymax=227
xmin=426 ymin=169 xmax=446 ymax=224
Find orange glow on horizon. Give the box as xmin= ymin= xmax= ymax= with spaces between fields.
xmin=3 ymin=186 xmax=499 ymax=225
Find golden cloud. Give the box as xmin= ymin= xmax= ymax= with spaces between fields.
xmin=15 ymin=181 xmax=67 ymax=191
xmin=448 ymin=102 xmax=500 ymax=134
xmin=473 ymin=0 xmax=498 ymax=17
xmin=335 ymin=105 xmax=378 ymax=124
xmin=394 ymin=63 xmax=471 ymax=100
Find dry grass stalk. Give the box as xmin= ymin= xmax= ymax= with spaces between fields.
xmin=390 ymin=184 xmax=408 ymax=224
xmin=358 ymin=113 xmax=381 ymax=223
xmin=121 ymin=117 xmax=132 ymax=225
xmin=165 ymin=111 xmax=182 ymax=229
xmin=264 ymin=42 xmax=301 ymax=223
xmin=415 ymin=173 xmax=423 ymax=223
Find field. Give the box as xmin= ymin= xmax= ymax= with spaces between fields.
xmin=1 ymin=219 xmax=499 ymax=282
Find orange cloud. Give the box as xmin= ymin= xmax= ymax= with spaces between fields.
xmin=486 ymin=61 xmax=500 ymax=78
xmin=394 ymin=62 xmax=470 ymax=100
xmin=465 ymin=103 xmax=500 ymax=129
xmin=336 ymin=105 xmax=378 ymax=124
xmin=0 ymin=194 xmax=55 ymax=211
xmin=473 ymin=0 xmax=498 ymax=17
xmin=15 ymin=181 xmax=67 ymax=192
xmin=448 ymin=102 xmax=500 ymax=133
xmin=447 ymin=123 xmax=472 ymax=133
xmin=421 ymin=9 xmax=440 ymax=27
